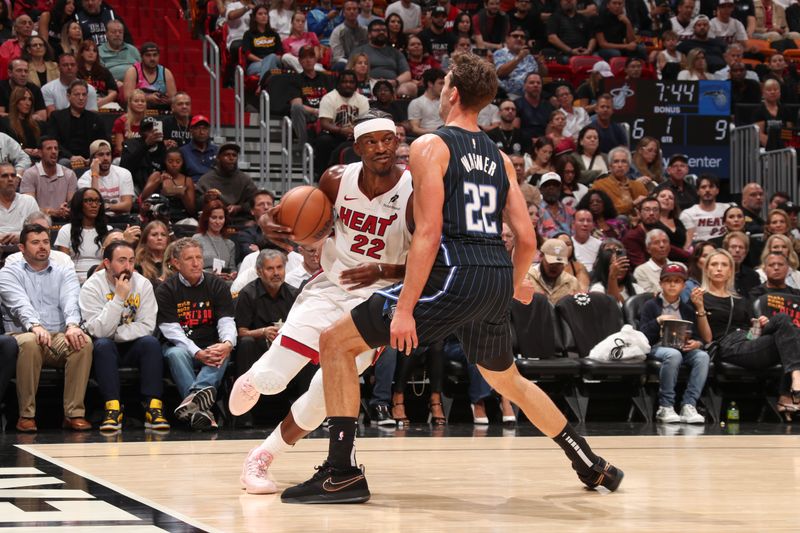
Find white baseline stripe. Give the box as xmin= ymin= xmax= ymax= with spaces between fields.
xmin=15 ymin=445 xmax=221 ymax=533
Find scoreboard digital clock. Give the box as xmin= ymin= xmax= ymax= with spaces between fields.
xmin=605 ymin=79 xmax=731 ymax=177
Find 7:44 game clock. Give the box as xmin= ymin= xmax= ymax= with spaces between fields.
xmin=606 ymin=79 xmax=731 ymax=177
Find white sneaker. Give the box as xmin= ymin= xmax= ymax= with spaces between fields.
xmin=656 ymin=406 xmax=680 ymax=424
xmin=680 ymin=404 xmax=705 ymax=424
xmin=240 ymin=447 xmax=278 ymax=494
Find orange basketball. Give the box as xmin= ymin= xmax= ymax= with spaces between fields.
xmin=276 ymin=186 xmax=334 ymax=245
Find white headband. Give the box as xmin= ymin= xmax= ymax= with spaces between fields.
xmin=353 ymin=118 xmax=397 ymax=141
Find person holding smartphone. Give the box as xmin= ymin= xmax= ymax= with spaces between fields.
xmin=494 ymin=27 xmax=541 ymax=99
xmin=589 ymin=238 xmax=644 ymax=304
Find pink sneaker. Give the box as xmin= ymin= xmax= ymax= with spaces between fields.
xmin=240 ymin=447 xmax=278 ymax=494
xmin=229 ymin=372 xmax=260 ymax=416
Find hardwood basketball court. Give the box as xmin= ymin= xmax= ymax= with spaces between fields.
xmin=5 ymin=429 xmax=800 ymax=532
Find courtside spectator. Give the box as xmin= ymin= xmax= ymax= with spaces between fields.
xmin=157 ymin=238 xmax=237 ymax=430
xmin=0 ymin=223 xmax=93 ymax=432
xmin=527 ymin=237 xmax=581 ymax=304
xmin=80 ymin=241 xmax=169 ymax=433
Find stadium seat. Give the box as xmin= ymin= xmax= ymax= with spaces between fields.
xmin=608 ymin=56 xmax=627 ymax=77
xmin=555 ymin=292 xmax=651 ymax=422
xmin=511 ymin=294 xmax=582 ymax=421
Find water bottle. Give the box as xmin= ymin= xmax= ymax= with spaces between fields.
xmin=726 ymin=401 xmax=740 ymax=423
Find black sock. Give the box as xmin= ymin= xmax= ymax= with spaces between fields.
xmin=327 ymin=417 xmax=358 ymax=470
xmin=552 ymin=423 xmax=599 ymax=474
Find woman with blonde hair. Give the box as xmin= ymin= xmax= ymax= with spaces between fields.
xmin=756 ymin=234 xmax=800 ymax=288
xmin=347 ymin=52 xmax=373 ymax=99
xmin=630 ymin=136 xmax=663 ymax=190
xmin=678 ymin=48 xmax=710 ymax=80
xmin=112 ymin=89 xmax=147 ymax=157
xmin=701 ymin=248 xmax=800 ymax=419
xmin=135 ymin=220 xmax=170 ymax=286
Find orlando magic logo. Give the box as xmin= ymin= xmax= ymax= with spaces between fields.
xmin=702 ymin=90 xmax=728 ymax=111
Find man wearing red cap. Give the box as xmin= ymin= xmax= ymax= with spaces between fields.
xmin=179 ymin=115 xmax=219 ymax=182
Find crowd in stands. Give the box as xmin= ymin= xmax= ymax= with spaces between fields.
xmin=0 ymin=0 xmax=800 ymax=433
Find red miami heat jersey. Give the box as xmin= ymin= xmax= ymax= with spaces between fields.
xmin=320 ymin=162 xmax=413 ymax=298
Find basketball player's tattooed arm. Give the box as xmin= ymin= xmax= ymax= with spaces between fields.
xmin=391 ymin=135 xmax=447 ymax=354
xmin=261 ymin=165 xmax=347 ymax=252
xmin=500 ymin=151 xmax=537 ymax=304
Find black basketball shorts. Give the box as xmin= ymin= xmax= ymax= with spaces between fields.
xmin=351 ymin=265 xmax=515 ymax=372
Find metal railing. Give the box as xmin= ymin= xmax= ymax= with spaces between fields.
xmin=280 ymin=116 xmax=293 ymax=192
xmin=258 ymin=90 xmax=270 ymax=188
xmin=729 ymin=124 xmax=760 ymax=194
xmin=302 ymin=143 xmax=314 ymax=184
xmin=202 ymin=35 xmax=221 ymax=139
xmin=760 ymin=148 xmax=797 ymax=201
xmin=233 ymin=66 xmax=247 ymax=169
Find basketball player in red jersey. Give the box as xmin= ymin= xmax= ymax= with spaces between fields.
xmin=229 ymin=111 xmax=415 ymax=494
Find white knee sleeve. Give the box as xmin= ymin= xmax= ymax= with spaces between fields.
xmin=291 ymin=369 xmax=328 ymax=431
xmin=290 ymin=350 xmax=375 ymax=430
xmin=250 ymin=335 xmax=312 ymax=396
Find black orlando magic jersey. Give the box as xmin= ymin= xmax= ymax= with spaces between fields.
xmin=431 ymin=126 xmax=512 ymax=268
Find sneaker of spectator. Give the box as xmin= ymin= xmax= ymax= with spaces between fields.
xmin=656 ymin=405 xmax=681 ymax=423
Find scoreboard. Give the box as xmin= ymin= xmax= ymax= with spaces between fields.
xmin=605 ymin=79 xmax=731 ymax=177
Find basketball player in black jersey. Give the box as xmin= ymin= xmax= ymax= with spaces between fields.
xmin=282 ymin=53 xmax=624 ymax=504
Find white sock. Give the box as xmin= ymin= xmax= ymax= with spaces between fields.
xmin=258 ymin=424 xmax=293 ymax=458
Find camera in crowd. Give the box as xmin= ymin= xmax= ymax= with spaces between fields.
xmin=141 ymin=194 xmax=171 ymax=225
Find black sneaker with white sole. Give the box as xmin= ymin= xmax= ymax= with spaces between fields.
xmin=190 ymin=410 xmax=217 ymax=431
xmin=281 ymin=462 xmax=370 ymax=504
xmin=578 ymin=457 xmax=624 ymax=492
xmin=174 ymin=386 xmax=216 ymax=422
xmin=369 ymin=404 xmax=395 ymax=427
